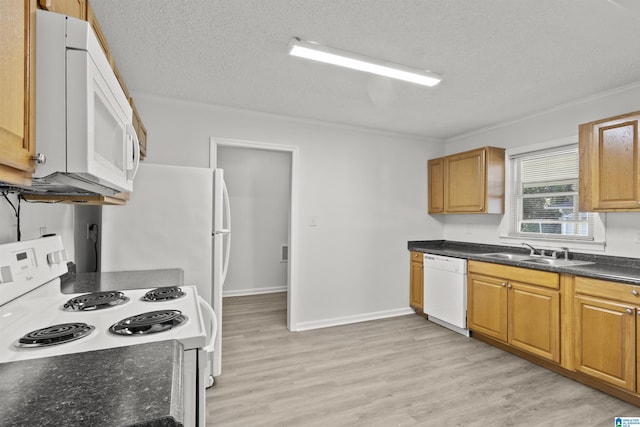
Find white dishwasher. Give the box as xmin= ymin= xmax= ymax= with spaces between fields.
xmin=423 ymin=254 xmax=469 ymax=336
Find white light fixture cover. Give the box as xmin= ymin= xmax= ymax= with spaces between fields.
xmin=287 ymin=37 xmax=442 ymax=87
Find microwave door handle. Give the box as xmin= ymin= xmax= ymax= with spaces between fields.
xmin=126 ymin=123 xmax=141 ymax=180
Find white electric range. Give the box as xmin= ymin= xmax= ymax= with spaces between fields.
xmin=0 ymin=235 xmax=215 ymax=427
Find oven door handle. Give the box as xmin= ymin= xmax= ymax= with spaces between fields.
xmin=198 ymin=296 xmax=217 ymax=353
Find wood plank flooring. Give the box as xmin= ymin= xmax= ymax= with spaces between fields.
xmin=206 ymin=292 xmax=639 ymax=426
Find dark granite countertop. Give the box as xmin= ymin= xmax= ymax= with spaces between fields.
xmin=408 ymin=240 xmax=640 ymax=285
xmin=61 ymin=269 xmax=184 ymax=294
xmin=0 ymin=340 xmax=184 ymax=427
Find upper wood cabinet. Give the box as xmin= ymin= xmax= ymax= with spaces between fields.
xmin=0 ymin=0 xmax=37 ymax=187
xmin=427 ymin=158 xmax=444 ymax=213
xmin=579 ymin=111 xmax=640 ymax=212
xmin=130 ymin=98 xmax=147 ymax=159
xmin=428 ymin=146 xmax=505 ymax=214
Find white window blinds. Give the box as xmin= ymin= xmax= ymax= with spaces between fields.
xmin=510 ymin=145 xmax=594 ymax=240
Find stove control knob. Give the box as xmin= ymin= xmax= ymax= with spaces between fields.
xmin=47 ymin=250 xmax=69 ymax=265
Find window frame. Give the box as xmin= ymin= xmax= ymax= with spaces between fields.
xmin=499 ymin=136 xmax=606 ymax=252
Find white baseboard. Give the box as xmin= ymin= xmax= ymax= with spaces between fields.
xmin=292 ymin=307 xmax=414 ymax=332
xmin=223 ymin=286 xmax=287 ymax=297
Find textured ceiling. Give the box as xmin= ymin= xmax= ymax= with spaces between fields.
xmin=89 ymin=0 xmax=640 ymax=139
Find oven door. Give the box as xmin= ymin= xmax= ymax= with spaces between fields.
xmin=184 ymin=297 xmax=216 ymax=426
xmin=184 ymin=348 xmax=208 ymax=427
xmin=66 ymin=49 xmax=140 ymax=193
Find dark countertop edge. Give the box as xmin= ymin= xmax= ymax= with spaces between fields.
xmin=408 ymin=240 xmax=640 ymax=286
xmin=60 ymin=269 xmax=185 ymax=294
xmin=0 ymin=340 xmax=184 ymax=427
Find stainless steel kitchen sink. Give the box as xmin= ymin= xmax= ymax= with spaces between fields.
xmin=482 ymin=252 xmax=594 ymax=267
xmin=520 ymin=257 xmax=594 ymax=267
xmin=480 ymin=252 xmax=595 ymax=267
xmin=480 ymin=252 xmax=534 ymax=261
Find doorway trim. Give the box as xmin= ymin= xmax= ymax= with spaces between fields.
xmin=209 ymin=137 xmax=299 ymax=331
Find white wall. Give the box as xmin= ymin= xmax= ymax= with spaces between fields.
xmin=0 ymin=195 xmax=76 ymax=259
xmin=443 ymin=82 xmax=640 ymax=257
xmin=134 ymin=94 xmax=445 ymax=329
xmin=218 ymin=146 xmax=290 ymax=296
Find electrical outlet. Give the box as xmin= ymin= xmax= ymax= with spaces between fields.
xmin=40 ymin=227 xmax=47 ymax=236
xmin=87 ymin=224 xmax=98 ymax=242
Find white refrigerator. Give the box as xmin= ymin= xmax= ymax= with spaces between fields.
xmin=101 ymin=163 xmax=231 ymax=381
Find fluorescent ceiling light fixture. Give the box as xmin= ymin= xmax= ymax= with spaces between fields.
xmin=287 ymin=37 xmax=442 ymax=87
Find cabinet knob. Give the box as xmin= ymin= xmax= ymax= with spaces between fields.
xmin=633 ymin=290 xmax=639 ymax=296
xmin=626 ymin=308 xmax=634 ymax=315
xmin=501 ymin=282 xmax=506 ymax=287
xmin=507 ymin=284 xmax=512 ymax=289
xmin=31 ymin=153 xmax=46 ymax=165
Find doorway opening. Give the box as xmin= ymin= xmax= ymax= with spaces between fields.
xmin=209 ymin=138 xmax=298 ymax=331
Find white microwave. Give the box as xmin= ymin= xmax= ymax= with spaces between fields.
xmin=33 ymin=10 xmax=140 ymax=196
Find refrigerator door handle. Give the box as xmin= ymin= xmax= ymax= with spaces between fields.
xmin=221 ymin=180 xmax=231 ymax=287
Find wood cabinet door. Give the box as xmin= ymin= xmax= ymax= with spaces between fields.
xmin=468 ymin=273 xmax=507 ymax=341
xmin=637 ymin=312 xmax=640 ymax=392
xmin=409 ymin=255 xmax=423 ymax=310
xmin=594 ymin=117 xmax=640 ymax=210
xmin=444 ymin=148 xmax=486 ymax=213
xmin=580 ymin=113 xmax=640 ymax=211
xmin=574 ymin=294 xmax=635 ymax=391
xmin=508 ymin=282 xmax=560 ymax=362
xmin=427 ymin=158 xmax=444 ymax=213
xmin=0 ymin=0 xmax=37 ymax=186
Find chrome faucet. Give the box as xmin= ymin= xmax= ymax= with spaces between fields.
xmin=522 ymin=243 xmax=536 ymax=255
xmin=550 ymin=247 xmax=570 ymax=260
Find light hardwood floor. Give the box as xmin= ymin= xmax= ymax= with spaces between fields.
xmin=206 ymin=292 xmax=639 ymax=426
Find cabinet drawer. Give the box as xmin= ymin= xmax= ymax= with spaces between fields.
xmin=468 ymin=260 xmax=559 ymax=289
xmin=575 ymin=276 xmax=640 ymax=305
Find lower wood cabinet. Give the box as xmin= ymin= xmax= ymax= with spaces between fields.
xmin=468 ymin=261 xmax=560 ymax=363
xmin=460 ymin=259 xmax=640 ymax=405
xmin=574 ymin=276 xmax=640 ymax=392
xmin=409 ymin=251 xmax=423 ymax=312
xmin=467 ymin=273 xmax=507 ymax=340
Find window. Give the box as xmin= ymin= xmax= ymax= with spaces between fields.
xmin=508 ymin=144 xmax=596 ymax=241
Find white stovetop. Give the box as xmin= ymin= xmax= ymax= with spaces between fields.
xmin=0 ymin=279 xmax=207 ymax=363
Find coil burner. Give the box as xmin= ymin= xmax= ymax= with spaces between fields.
xmin=63 ymin=291 xmax=130 ymax=311
xmin=109 ymin=310 xmax=187 ymax=336
xmin=141 ymin=286 xmax=186 ymax=302
xmin=15 ymin=323 xmax=95 ymax=348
